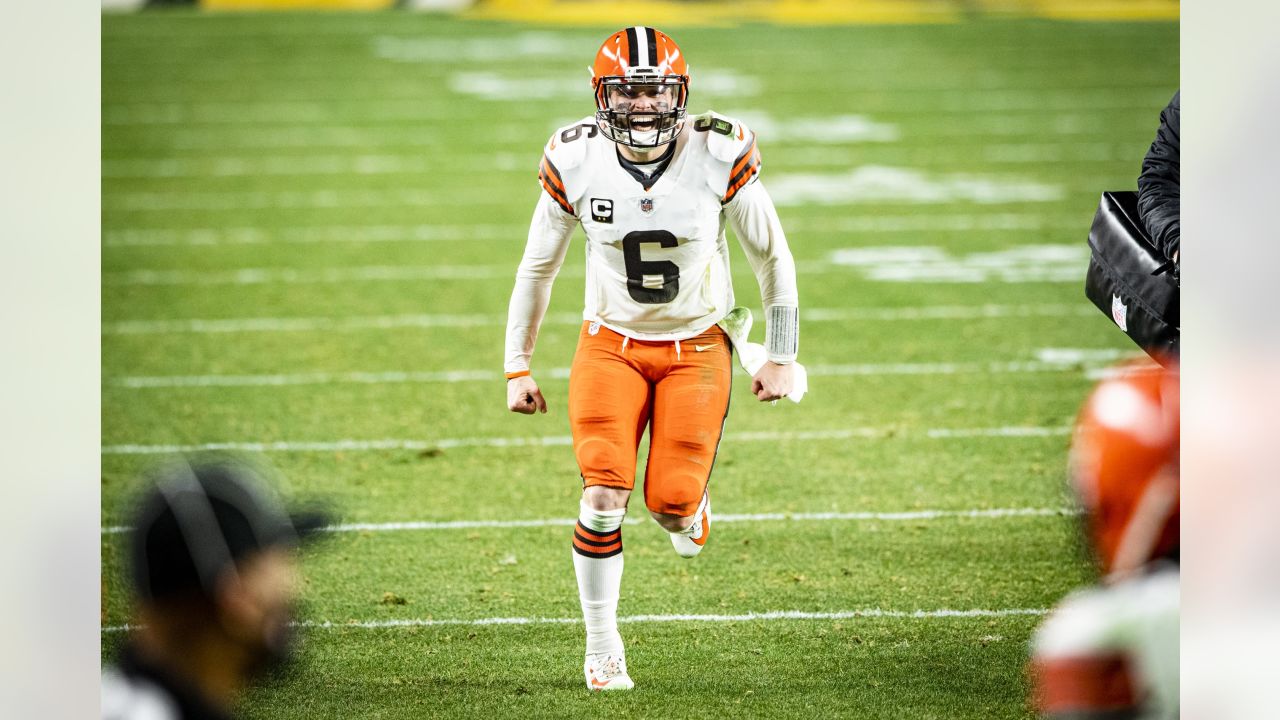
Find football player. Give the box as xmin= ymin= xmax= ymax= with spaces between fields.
xmin=503 ymin=27 xmax=800 ymax=691
xmin=1029 ymin=360 xmax=1179 ymax=719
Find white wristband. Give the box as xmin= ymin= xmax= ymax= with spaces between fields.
xmin=765 ymin=305 xmax=798 ymax=363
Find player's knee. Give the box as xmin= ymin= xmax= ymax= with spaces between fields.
xmin=649 ymin=509 xmax=694 ymax=533
xmin=582 ymin=485 xmax=629 ymax=511
xmin=645 ymin=479 xmax=703 ymax=518
xmin=576 ymin=437 xmax=632 ymax=486
xmin=577 ymin=437 xmax=619 ymax=475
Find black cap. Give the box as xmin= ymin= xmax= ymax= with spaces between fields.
xmin=129 ymin=458 xmax=327 ymax=601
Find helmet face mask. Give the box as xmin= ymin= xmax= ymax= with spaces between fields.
xmin=595 ymin=76 xmax=687 ymax=149
xmin=591 ymin=27 xmax=690 ymax=151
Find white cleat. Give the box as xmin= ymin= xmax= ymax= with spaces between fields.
xmin=584 ymin=653 xmax=634 ymax=692
xmin=670 ymin=491 xmax=710 ymax=558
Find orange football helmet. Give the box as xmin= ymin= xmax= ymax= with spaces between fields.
xmin=591 ymin=26 xmax=690 ymax=149
xmin=1069 ymin=359 xmax=1179 ymax=577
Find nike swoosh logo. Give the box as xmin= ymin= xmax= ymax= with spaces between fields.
xmin=590 ymin=675 xmax=610 ymax=688
xmin=694 ymin=344 xmax=715 ymax=352
xmin=549 ymin=137 xmax=556 ymax=150
xmin=737 ymin=125 xmax=744 ymax=141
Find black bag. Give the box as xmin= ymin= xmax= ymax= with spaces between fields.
xmin=1084 ymin=191 xmax=1179 ymax=364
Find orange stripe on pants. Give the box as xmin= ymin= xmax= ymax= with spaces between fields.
xmin=568 ymin=321 xmax=732 ymax=517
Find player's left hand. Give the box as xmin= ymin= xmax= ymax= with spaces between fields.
xmin=751 ymin=362 xmax=794 ymax=402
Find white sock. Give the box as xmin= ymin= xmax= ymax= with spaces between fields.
xmin=572 ymin=500 xmax=626 ymax=657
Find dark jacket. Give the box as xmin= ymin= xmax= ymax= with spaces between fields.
xmin=1137 ymin=91 xmax=1180 ymax=264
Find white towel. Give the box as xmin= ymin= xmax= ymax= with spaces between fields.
xmin=717 ymin=307 xmax=808 ymax=403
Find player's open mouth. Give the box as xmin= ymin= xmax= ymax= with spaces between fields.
xmin=630 ymin=117 xmax=657 ymax=130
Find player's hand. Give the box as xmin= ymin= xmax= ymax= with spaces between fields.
xmin=507 ymin=375 xmax=548 ymax=415
xmin=751 ymin=362 xmax=794 ymax=402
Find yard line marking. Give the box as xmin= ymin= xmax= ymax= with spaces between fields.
xmin=104 ymin=224 xmax=521 ymax=247
xmin=102 ymin=304 xmax=1097 ymax=336
xmin=103 ymin=312 xmax=585 ymax=335
xmin=788 ymin=213 xmax=1081 ymax=233
xmin=105 ymin=257 xmax=1085 ymax=286
xmin=110 ymin=350 xmax=1133 ymax=389
xmin=102 ymin=154 xmax=443 ymax=179
xmin=101 ymin=607 xmax=1049 ymax=633
xmin=114 ymin=369 xmax=502 ymax=388
xmin=105 ymin=174 xmax=1073 ymax=211
xmin=105 ymin=264 xmax=534 ymax=286
xmin=927 ymin=426 xmax=1070 ymax=438
xmin=824 ymin=244 xmax=1089 ymax=283
xmin=100 ymin=426 xmax=1070 ymax=456
xmin=104 ymin=189 xmax=505 ymax=211
xmin=768 ymin=166 xmax=1064 ymax=206
xmin=100 ymin=507 xmax=1080 ymax=536
xmin=102 ymin=213 xmax=1072 ymax=248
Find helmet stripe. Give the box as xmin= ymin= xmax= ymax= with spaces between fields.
xmin=625 ymin=27 xmax=640 ymax=67
xmin=644 ymin=27 xmax=658 ymax=66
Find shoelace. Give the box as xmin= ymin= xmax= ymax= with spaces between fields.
xmin=598 ymin=656 xmax=624 ymax=677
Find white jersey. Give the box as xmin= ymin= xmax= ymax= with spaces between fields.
xmin=1030 ymin=566 xmax=1180 ymax=719
xmin=505 ymin=111 xmax=798 ymax=375
xmin=101 ymin=665 xmax=182 ymax=720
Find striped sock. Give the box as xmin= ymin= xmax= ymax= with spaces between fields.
xmin=572 ymin=501 xmax=626 ymax=656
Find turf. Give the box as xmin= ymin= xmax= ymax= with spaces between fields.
xmin=102 ymin=12 xmax=1176 ymax=718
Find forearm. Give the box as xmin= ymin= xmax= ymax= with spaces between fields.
xmin=503 ymin=194 xmax=576 ymax=375
xmin=1137 ymin=93 xmax=1180 ymax=262
xmin=1137 ymin=174 xmax=1180 ymax=262
xmin=505 ymin=277 xmax=555 ymax=376
xmin=724 ymin=180 xmax=799 ymax=363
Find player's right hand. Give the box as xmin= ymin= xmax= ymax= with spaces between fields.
xmin=507 ymin=375 xmax=548 ymax=415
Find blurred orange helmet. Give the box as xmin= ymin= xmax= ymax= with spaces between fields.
xmin=1069 ymin=359 xmax=1179 ymax=576
xmin=591 ymin=27 xmax=690 ymax=149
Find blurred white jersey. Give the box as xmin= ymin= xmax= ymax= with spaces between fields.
xmin=1030 ymin=565 xmax=1179 ymax=719
xmin=101 ymin=666 xmax=181 ymax=720
xmin=504 ymin=111 xmax=798 ymax=375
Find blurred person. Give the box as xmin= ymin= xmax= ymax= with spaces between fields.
xmin=1029 ymin=360 xmax=1179 ymax=719
xmin=503 ymin=27 xmax=801 ymax=691
xmin=1138 ymin=91 xmax=1180 ymax=282
xmin=102 ymin=459 xmax=324 ymax=720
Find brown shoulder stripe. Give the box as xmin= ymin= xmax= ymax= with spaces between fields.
xmin=723 ymin=141 xmax=762 ymax=204
xmin=729 ymin=136 xmax=758 ymax=179
xmin=539 ymin=154 xmax=574 ymax=215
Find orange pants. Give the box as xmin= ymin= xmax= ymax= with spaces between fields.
xmin=568 ymin=321 xmax=733 ymax=517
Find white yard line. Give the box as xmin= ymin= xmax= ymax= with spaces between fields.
xmin=102 ymin=506 xmax=1076 ymax=536
xmin=103 ymin=213 xmax=1070 ymax=247
xmin=104 ymin=265 xmax=532 ymax=286
xmin=104 ymin=258 xmax=1085 ymax=286
xmin=101 ymin=606 xmax=1049 ymax=633
xmin=787 ymin=213 xmax=1081 ymax=233
xmin=105 ymin=189 xmax=504 ymax=212
xmin=110 ymin=351 xmax=1132 ymax=389
xmin=102 ymin=304 xmax=1097 ymax=336
xmin=100 ymin=426 xmax=1069 ymax=456
xmin=103 ymin=224 xmax=520 ymax=247
xmin=927 ymin=427 xmax=1070 ymax=438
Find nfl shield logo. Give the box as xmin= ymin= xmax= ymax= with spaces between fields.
xmin=1111 ymin=294 xmax=1128 ymax=332
xmin=639 ymin=198 xmax=654 ymax=214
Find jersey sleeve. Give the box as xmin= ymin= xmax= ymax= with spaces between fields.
xmin=698 ymin=112 xmax=763 ymax=205
xmin=724 ymin=180 xmax=798 ymax=363
xmin=537 ymin=119 xmax=594 ymax=217
xmin=504 ymin=191 xmax=578 ymax=376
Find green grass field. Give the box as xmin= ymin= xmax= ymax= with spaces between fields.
xmin=101 ymin=13 xmax=1177 ymax=718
